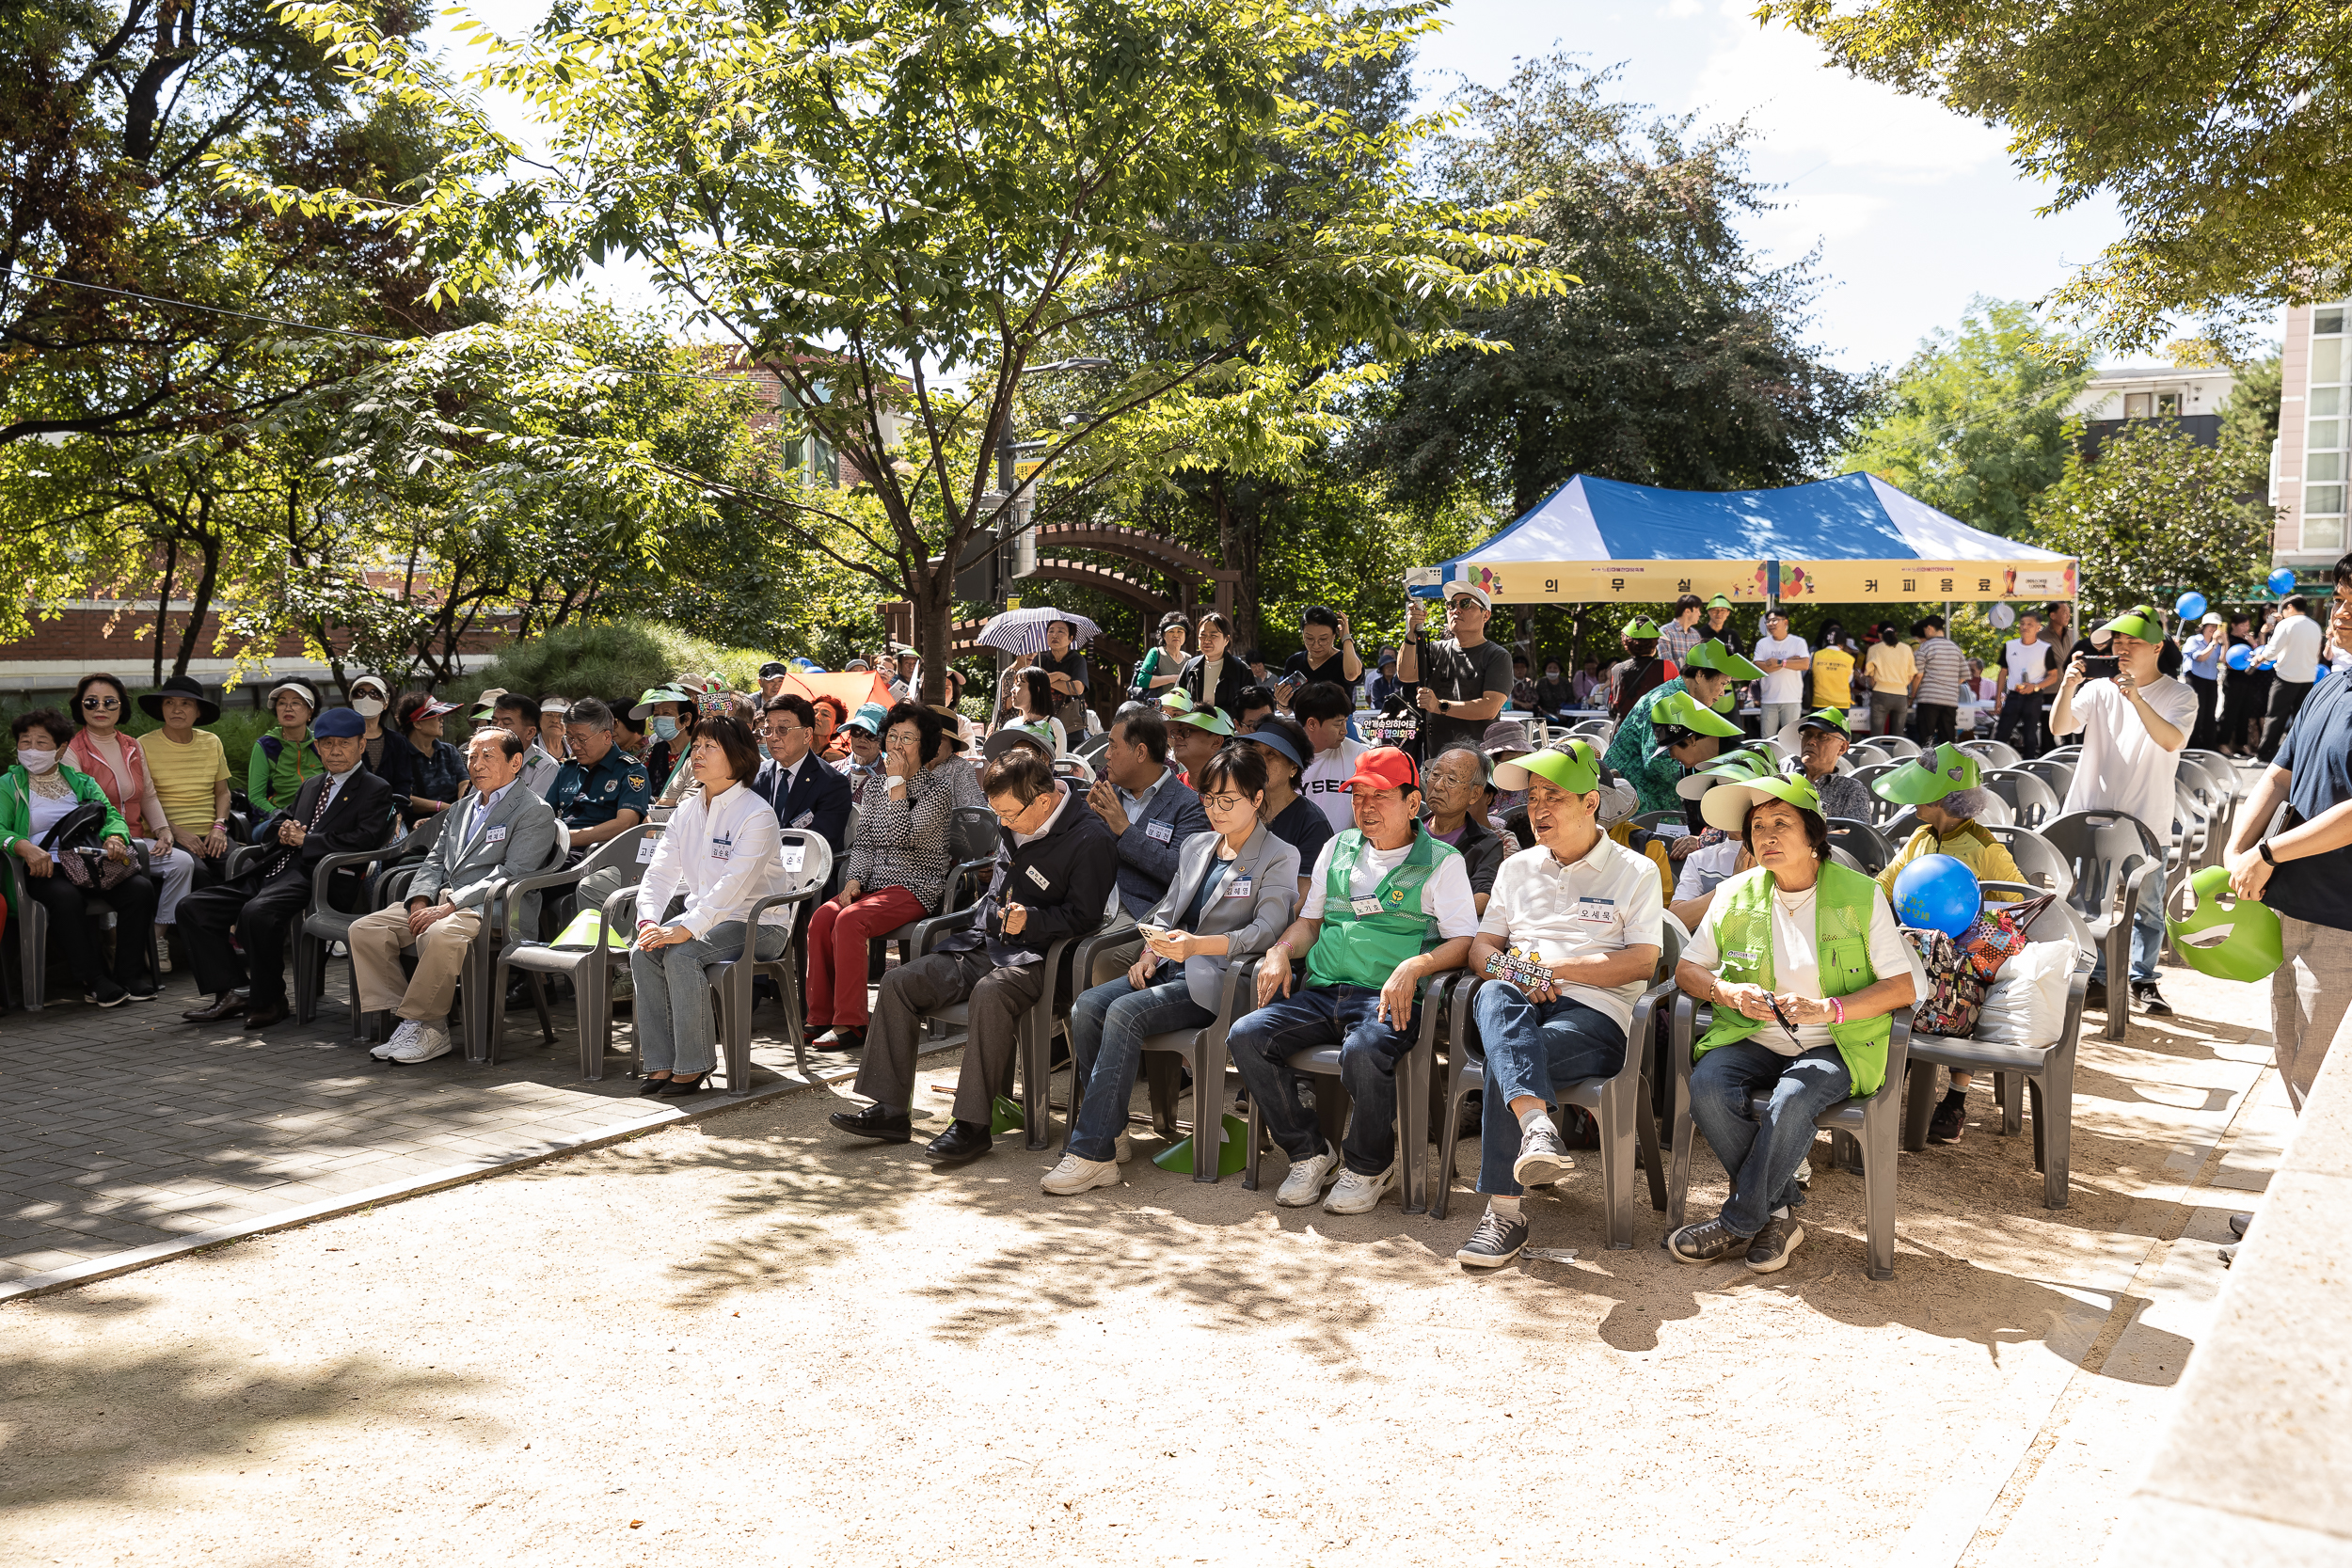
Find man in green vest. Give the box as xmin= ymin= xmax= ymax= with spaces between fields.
xmin=1601 ymin=641 xmax=1758 ymax=814
xmin=1227 ymin=746 xmax=1480 ymax=1215
xmin=1667 ymin=771 xmax=1918 ymax=1274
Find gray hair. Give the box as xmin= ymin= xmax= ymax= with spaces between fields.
xmin=1435 ymin=742 xmax=1493 ymax=789
xmin=1940 ymin=785 xmax=1994 ymax=821
xmin=564 ymin=696 xmax=615 ymax=733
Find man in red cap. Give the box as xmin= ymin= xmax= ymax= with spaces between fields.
xmin=1225 ymin=746 xmax=1479 ymax=1214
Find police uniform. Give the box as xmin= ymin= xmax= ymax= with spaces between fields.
xmin=555 ymin=747 xmax=655 ymax=921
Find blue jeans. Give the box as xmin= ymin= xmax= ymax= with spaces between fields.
xmin=2090 ymin=862 xmax=2166 ymax=986
xmin=1471 ymin=985 xmax=1628 ymax=1197
xmin=1067 ymin=974 xmax=1215 ymax=1163
xmin=629 ymin=920 xmax=790 ymax=1074
xmin=1227 ymin=984 xmax=1416 ymax=1175
xmin=1687 ymin=1039 xmax=1851 ymax=1236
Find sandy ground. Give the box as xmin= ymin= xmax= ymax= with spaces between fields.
xmin=0 ymin=964 xmax=2277 ymax=1568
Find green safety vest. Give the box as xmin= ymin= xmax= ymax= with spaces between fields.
xmin=1693 ymin=860 xmax=1893 ymax=1097
xmin=1305 ymin=828 xmax=1459 ymax=992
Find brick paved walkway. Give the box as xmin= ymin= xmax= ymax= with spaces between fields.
xmin=0 ymin=967 xmax=816 ymax=1285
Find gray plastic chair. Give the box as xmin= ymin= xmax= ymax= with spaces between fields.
xmin=0 ymin=852 xmax=164 ymax=1010
xmin=1960 ymin=738 xmax=2023 ymax=770
xmin=1107 ymin=952 xmax=1264 ymax=1183
xmin=1431 ymin=928 xmax=1682 ymax=1245
xmin=1869 ymin=736 xmax=1923 ymax=762
xmin=1902 ymin=888 xmax=2093 ymax=1208
xmin=1242 ymin=973 xmax=1460 ymax=1214
xmin=1980 ymin=824 xmax=2076 ymax=900
xmin=874 ymin=806 xmax=1001 ymax=970
xmin=1667 ymin=994 xmax=1918 ymax=1280
xmin=488 ymin=824 xmax=659 ymax=1075
xmin=899 ymin=911 xmax=1082 ymax=1149
xmin=1568 ymin=720 xmax=1615 ymax=743
xmin=709 ymin=830 xmax=835 ymax=1094
xmin=2039 ymin=811 xmax=2163 ymax=1040
xmin=1825 ymin=818 xmax=1892 ymax=877
xmin=2015 ymin=757 xmax=2074 ymax=800
xmin=1980 ymin=768 xmax=2061 ymax=830
xmin=1631 ymin=809 xmax=1685 ymax=833
xmin=294 ymin=815 xmax=443 ymax=1037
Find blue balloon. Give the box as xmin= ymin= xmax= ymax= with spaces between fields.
xmin=1892 ymin=853 xmax=1981 ymax=939
xmin=2175 ymin=592 xmax=2206 ymax=621
xmin=2268 ymin=567 xmax=2297 ymax=595
xmin=2227 ymin=644 xmax=2253 ymax=672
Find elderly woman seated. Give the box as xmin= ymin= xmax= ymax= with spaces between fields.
xmin=1669 ymin=771 xmax=1916 ymax=1274
xmin=1870 ymin=742 xmax=2026 ymax=1144
xmin=1046 ymin=741 xmax=1300 ymax=1196
xmin=4 ymin=707 xmax=159 ymax=1005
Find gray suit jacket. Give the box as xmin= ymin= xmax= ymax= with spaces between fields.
xmin=1141 ymin=822 xmax=1301 ymax=1011
xmin=413 ymin=783 xmax=563 ymax=929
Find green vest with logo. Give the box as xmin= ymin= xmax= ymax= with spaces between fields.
xmin=1692 ymin=860 xmax=1894 ymax=1097
xmin=1305 ymin=828 xmax=1459 ymax=991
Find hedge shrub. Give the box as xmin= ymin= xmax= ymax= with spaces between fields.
xmin=470 ymin=619 xmax=776 ymax=710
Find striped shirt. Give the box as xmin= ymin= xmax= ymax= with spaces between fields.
xmin=843 ymin=760 xmax=988 ymax=913
xmin=1914 ymin=636 xmax=1968 ymax=706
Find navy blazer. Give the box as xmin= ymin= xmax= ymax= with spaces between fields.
xmin=751 ymin=753 xmax=852 ymax=854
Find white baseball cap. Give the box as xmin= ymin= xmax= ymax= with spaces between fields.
xmin=1442 ymin=582 xmax=1492 ymax=610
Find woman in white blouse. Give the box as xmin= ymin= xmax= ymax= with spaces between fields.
xmin=631 ymin=715 xmax=799 ymax=1098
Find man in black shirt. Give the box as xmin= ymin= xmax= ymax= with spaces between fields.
xmin=1278 ymin=605 xmax=1363 ymax=707
xmin=1398 ymin=582 xmax=1514 ymax=758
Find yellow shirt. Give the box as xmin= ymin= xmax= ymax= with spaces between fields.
xmin=1876 ymin=821 xmax=2024 ymax=906
xmin=1811 ymin=645 xmax=1855 ymax=708
xmin=1865 ymin=641 xmax=1915 ymax=694
xmin=140 ymin=728 xmax=230 ymax=835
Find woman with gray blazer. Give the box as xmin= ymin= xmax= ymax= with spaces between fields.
xmin=1045 ymin=743 xmax=1301 ymax=1195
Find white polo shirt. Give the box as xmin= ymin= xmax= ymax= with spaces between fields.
xmin=1478 ymin=833 xmax=1665 ymax=1031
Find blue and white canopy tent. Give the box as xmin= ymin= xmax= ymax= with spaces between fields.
xmin=1406 ymin=472 xmax=2075 ymax=607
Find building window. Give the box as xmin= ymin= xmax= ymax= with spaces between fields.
xmin=2123 ymin=392 xmax=2153 ymax=419
xmin=2308 ymin=306 xmax=2348 ymax=548
xmin=2155 ymin=391 xmax=2181 ymax=417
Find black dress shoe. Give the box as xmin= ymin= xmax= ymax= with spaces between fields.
xmin=829 ymin=1103 xmax=912 ymax=1143
xmin=816 ymin=1026 xmax=865 ymax=1052
xmin=657 ymin=1072 xmax=706 ymax=1098
xmin=244 ymin=1004 xmax=291 ymax=1030
xmin=183 ymin=991 xmax=248 ymax=1022
xmin=923 ymin=1119 xmax=993 ymax=1164
xmin=637 ymin=1075 xmax=673 ymax=1097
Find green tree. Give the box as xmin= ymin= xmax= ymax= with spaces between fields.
xmin=2029 ymin=419 xmax=2275 ymax=610
xmin=2219 ymin=353 xmax=2283 ymax=459
xmin=1758 ymin=0 xmax=2352 ymax=352
xmin=1356 ymin=55 xmax=1867 ymax=520
xmin=1840 ymin=298 xmax=2090 ymax=538
xmin=252 ymin=0 xmax=1551 ymax=702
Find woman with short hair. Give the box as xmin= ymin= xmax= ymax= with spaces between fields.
xmin=349 ymin=674 xmax=417 ymax=806
xmin=1130 ymin=610 xmax=1192 ymax=699
xmin=1669 ymin=772 xmax=1916 ymax=1274
xmin=1175 ymin=610 xmax=1249 ymax=722
xmin=805 ymin=702 xmax=986 ymax=1052
xmin=248 ymin=678 xmax=323 ymax=815
xmin=3 ymin=708 xmax=160 ymax=1006
xmin=64 ymin=673 xmax=198 ymax=960
xmin=391 ymin=691 xmax=467 ymax=823
xmin=629 ymin=715 xmax=800 ymax=1098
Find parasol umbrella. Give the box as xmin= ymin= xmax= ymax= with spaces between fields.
xmin=977 ymin=605 xmax=1102 ymax=656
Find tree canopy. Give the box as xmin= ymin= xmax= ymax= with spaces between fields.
xmin=2029 ymin=416 xmax=2275 ymax=610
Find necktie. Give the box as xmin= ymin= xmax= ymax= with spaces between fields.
xmin=267 ymin=775 xmax=339 ymax=878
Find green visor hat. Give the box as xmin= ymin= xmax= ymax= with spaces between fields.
xmin=1706 ymin=594 xmax=1735 ymax=610
xmin=629 ymin=686 xmax=691 ymax=721
xmin=1796 ymin=706 xmax=1852 ymax=738
xmin=2094 ymin=604 xmax=2165 ymax=642
xmin=1648 ymin=689 xmax=1742 ymax=745
xmin=1679 ymin=641 xmax=1765 ymax=681
xmin=1495 ymin=737 xmax=1602 ymax=795
xmin=2167 ymin=864 xmax=2285 ymax=983
xmin=1870 ymin=742 xmax=1981 ymax=806
xmin=1699 ymin=770 xmax=1825 ymax=834
xmin=1160 ymin=689 xmax=1234 ymax=736
xmin=1676 ymin=745 xmax=1777 ymax=800
xmin=1621 ymin=616 xmax=1661 ymax=641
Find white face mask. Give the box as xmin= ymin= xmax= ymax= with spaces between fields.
xmin=16 ymin=748 xmax=56 ymax=774
xmin=352 ymin=697 xmax=386 ymax=718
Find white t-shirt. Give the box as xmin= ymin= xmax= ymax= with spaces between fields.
xmin=2259 ymin=612 xmax=2325 ymax=683
xmin=1300 ymin=736 xmax=1367 ymax=833
xmin=1479 ymin=835 xmax=1664 ymax=1031
xmin=1300 ymin=832 xmax=1481 ymax=941
xmin=1673 ymin=837 xmax=1743 ymax=903
xmin=1752 ymin=634 xmax=1809 ymax=706
xmin=2056 ymin=673 xmax=2200 ymax=843
xmin=2003 ymin=638 xmax=2054 ymax=693
xmin=1683 ymin=872 xmax=1911 ymax=1056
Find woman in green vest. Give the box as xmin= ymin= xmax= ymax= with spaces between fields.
xmin=1668 ymin=772 xmax=1916 ymax=1275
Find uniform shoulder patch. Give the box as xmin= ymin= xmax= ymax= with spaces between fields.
xmin=626 ymin=771 xmax=648 ymax=790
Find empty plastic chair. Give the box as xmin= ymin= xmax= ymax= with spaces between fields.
xmin=2038 ymin=811 xmax=2164 ymax=1041
xmin=1980 ymin=768 xmax=2060 ymax=830
xmin=1980 ymin=824 xmax=2075 ymax=900
xmin=1960 ymin=738 xmax=2022 ymax=770
xmin=1825 ymin=817 xmax=1892 ymax=877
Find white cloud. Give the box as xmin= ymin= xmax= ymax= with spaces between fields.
xmin=1685 ymin=4 xmax=2009 ymax=179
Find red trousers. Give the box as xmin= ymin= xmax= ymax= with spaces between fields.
xmin=804 ymin=885 xmax=929 ymax=1028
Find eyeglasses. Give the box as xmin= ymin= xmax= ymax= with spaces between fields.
xmin=989 ymin=803 xmax=1033 ymax=826
xmin=79 ymin=697 xmax=120 ymax=710
xmin=1199 ymin=793 xmax=1250 ymax=813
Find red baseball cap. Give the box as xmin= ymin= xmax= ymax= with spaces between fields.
xmin=1346 ymin=746 xmax=1419 ymax=794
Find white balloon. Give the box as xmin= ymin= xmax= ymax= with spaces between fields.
xmin=1988 ymin=604 xmax=2017 ymax=630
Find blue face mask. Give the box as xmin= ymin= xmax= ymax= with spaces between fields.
xmin=651 ymin=716 xmax=678 ymax=741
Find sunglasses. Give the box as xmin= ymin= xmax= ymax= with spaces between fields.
xmin=79 ymin=696 xmax=121 ymax=710
xmin=1765 ymin=993 xmax=1804 ymax=1046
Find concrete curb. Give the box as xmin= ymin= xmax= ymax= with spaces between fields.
xmin=0 ymin=1044 xmax=935 ymax=1306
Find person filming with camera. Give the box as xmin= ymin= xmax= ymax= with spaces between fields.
xmin=2049 ymin=605 xmax=2197 ymax=1017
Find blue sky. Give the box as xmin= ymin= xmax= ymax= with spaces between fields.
xmin=437 ymin=0 xmax=2140 ymax=373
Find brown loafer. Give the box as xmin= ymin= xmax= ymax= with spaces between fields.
xmin=244 ymin=1004 xmax=291 ymax=1030
xmin=183 ymin=991 xmax=248 ymax=1022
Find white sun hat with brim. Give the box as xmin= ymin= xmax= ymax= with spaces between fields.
xmin=1698 ymin=770 xmax=1825 ymax=835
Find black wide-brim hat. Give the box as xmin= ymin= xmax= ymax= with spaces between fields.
xmin=138 ymin=673 xmax=219 ymax=724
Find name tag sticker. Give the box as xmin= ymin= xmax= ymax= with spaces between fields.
xmin=636 ymin=836 xmax=659 ymax=863
xmin=1025 ymin=864 xmax=1052 ymax=890
xmin=781 ymin=846 xmax=806 ymax=874
xmin=709 ymin=833 xmax=733 ymax=863
xmin=483 ymin=825 xmax=508 ymax=844
xmin=1728 ymin=949 xmax=1756 ymax=965
xmin=1226 ymin=878 xmax=1252 ymax=898
xmin=792 ymin=810 xmax=814 ymax=828
xmin=1577 ymin=896 xmax=1615 ymax=923
xmin=1349 ymin=895 xmax=1384 ymax=918
xmin=1143 ymin=819 xmax=1173 ymax=843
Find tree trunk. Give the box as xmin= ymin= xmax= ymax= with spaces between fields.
xmin=153 ymin=537 xmax=178 ymax=688
xmin=911 ymin=555 xmax=954 ymax=707
xmin=175 ymin=532 xmax=220 ymax=679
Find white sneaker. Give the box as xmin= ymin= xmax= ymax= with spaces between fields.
xmin=373 ymin=1020 xmax=424 ymax=1060
xmin=390 ymin=1023 xmax=453 ymax=1064
xmin=1324 ymin=1162 xmax=1397 ymax=1215
xmin=1115 ymin=1130 xmax=1135 ymax=1164
xmin=1276 ymin=1141 xmax=1343 ymax=1207
xmin=1041 ymin=1153 xmax=1121 ymax=1196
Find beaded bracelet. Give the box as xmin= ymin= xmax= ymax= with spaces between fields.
xmin=1830 ymin=997 xmax=1845 ymax=1026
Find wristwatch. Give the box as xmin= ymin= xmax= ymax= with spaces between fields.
xmin=1438 ymin=699 xmax=1452 ymax=714
xmin=2259 ymin=839 xmax=2279 ymax=866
